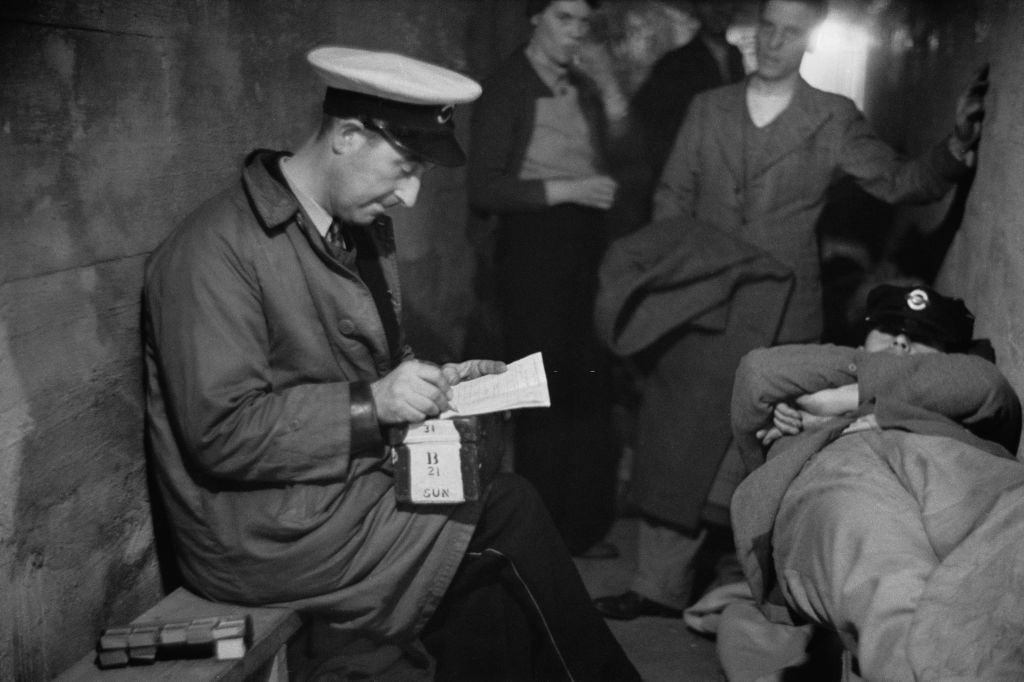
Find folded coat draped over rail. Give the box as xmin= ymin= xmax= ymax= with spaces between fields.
xmin=594 ymin=215 xmax=794 ymax=529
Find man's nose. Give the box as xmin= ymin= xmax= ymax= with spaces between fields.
xmin=764 ymin=29 xmax=783 ymax=50
xmin=893 ymin=334 xmax=911 ymax=354
xmin=394 ymin=175 xmax=421 ymax=207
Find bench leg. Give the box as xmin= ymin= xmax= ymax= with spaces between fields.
xmin=249 ymin=645 xmax=288 ymax=682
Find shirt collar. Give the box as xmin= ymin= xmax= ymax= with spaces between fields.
xmin=525 ymin=43 xmax=570 ymax=93
xmin=278 ymin=156 xmax=333 ymax=238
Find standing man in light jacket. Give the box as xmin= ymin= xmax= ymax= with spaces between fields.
xmin=595 ymin=0 xmax=989 ymax=621
xmin=144 ymin=45 xmax=639 ymax=681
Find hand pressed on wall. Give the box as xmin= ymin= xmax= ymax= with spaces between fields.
xmin=949 ymin=62 xmax=990 ymax=164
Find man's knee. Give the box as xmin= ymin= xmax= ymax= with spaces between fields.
xmin=472 ymin=473 xmax=560 ymax=552
xmin=484 ymin=473 xmax=546 ymax=514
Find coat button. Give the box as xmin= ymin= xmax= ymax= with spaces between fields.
xmin=848 ymin=363 xmax=857 ymax=372
xmin=338 ymin=319 xmax=356 ymax=335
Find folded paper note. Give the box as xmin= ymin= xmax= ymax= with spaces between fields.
xmin=441 ymin=352 xmax=550 ymax=418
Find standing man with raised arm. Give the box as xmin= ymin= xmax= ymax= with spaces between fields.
xmin=144 ymin=46 xmax=639 ymax=680
xmin=595 ymin=0 xmax=989 ymax=621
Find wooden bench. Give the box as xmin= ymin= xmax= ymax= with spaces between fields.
xmin=55 ymin=587 xmax=302 ymax=682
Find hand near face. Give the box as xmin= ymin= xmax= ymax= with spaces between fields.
xmin=371 ymin=359 xmax=453 ymax=424
xmin=953 ymin=63 xmax=990 ymax=151
xmin=573 ymin=41 xmax=616 ymax=90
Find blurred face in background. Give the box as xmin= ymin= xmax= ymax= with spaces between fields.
xmin=694 ymin=1 xmax=737 ymax=37
xmin=531 ymin=0 xmax=594 ymax=67
xmin=755 ymin=0 xmax=823 ymax=81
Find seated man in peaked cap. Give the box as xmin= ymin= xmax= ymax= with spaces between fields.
xmin=722 ymin=284 xmax=1024 ymax=680
xmin=143 ymin=46 xmax=639 ymax=680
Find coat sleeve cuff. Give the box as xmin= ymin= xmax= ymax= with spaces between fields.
xmin=349 ymin=381 xmax=384 ymax=454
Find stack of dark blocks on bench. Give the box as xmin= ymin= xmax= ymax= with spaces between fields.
xmin=96 ymin=614 xmax=253 ymax=668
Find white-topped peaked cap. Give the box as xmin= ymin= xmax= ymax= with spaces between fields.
xmin=307 ymin=46 xmax=481 ymax=104
xmin=307 ymin=46 xmax=482 ymax=166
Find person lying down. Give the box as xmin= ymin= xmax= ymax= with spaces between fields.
xmin=722 ymin=284 xmax=1024 ymax=680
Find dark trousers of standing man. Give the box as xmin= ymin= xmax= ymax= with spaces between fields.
xmin=421 ymin=474 xmax=639 ymax=681
xmin=492 ymin=205 xmax=619 ymax=555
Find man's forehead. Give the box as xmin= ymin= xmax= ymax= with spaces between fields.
xmin=368 ymin=132 xmax=425 ymax=167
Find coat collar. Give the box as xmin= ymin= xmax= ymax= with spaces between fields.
xmin=712 ymin=78 xmax=834 ymax=183
xmin=241 ymin=148 xmax=404 ymax=374
xmin=506 ymin=46 xmax=559 ymax=98
xmin=241 ymin=149 xmax=302 ymax=231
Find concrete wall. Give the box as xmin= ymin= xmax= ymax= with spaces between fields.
xmin=930 ymin=1 xmax=1024 ymax=401
xmin=860 ymin=0 xmax=1024 ymax=435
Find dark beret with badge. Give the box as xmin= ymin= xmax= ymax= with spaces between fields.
xmin=863 ymin=284 xmax=975 ymax=352
xmin=307 ymin=46 xmax=481 ymax=167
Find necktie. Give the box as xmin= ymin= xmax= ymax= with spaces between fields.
xmin=324 ymin=220 xmax=353 ymax=259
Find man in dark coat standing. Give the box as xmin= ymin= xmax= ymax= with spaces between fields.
xmin=144 ymin=45 xmax=638 ymax=680
xmin=630 ymin=1 xmax=746 ymax=185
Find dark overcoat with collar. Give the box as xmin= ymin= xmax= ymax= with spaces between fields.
xmin=631 ymin=34 xmax=745 ymax=184
xmin=629 ymin=78 xmax=965 ymax=529
xmin=143 ymin=150 xmax=478 ymax=642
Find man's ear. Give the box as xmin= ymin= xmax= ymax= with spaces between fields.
xmin=330 ymin=119 xmax=368 ymax=155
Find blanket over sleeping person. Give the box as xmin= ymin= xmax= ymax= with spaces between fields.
xmin=727 ymin=344 xmax=1024 ymax=679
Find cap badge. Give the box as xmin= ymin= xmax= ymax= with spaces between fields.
xmin=906 ymin=288 xmax=930 ymax=311
xmin=436 ymin=104 xmax=454 ymax=124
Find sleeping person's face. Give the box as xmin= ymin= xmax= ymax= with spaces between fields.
xmin=863 ymin=329 xmax=941 ymax=356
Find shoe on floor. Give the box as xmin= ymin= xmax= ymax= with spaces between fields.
xmin=573 ymin=540 xmax=620 ymax=560
xmin=593 ymin=590 xmax=682 ymax=620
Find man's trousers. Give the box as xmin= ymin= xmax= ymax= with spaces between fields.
xmin=422 ymin=474 xmax=639 ymax=681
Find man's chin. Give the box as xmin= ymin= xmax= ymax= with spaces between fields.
xmin=347 ymin=208 xmax=386 ymax=225
xmin=754 ymin=58 xmax=800 ymax=82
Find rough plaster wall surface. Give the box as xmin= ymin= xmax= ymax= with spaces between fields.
xmin=0 ymin=261 xmax=159 ymax=682
xmin=860 ymin=0 xmax=1024 ymax=452
xmin=1 ymin=1 xmax=482 ymax=677
xmin=935 ymin=0 xmax=1024 ymax=449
